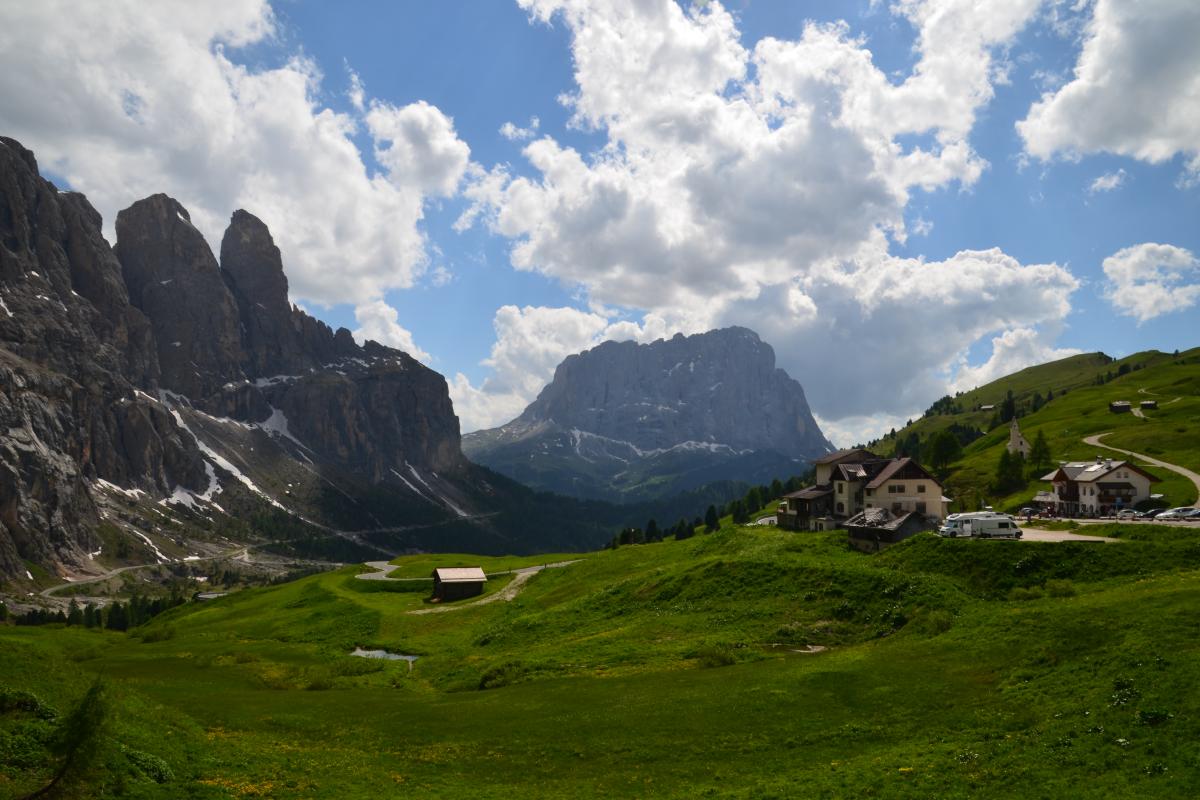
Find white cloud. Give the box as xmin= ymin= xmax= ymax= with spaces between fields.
xmin=1018 ymin=0 xmax=1200 ymax=183
xmin=352 ymin=300 xmax=431 ymax=363
xmin=0 ymin=0 xmax=469 ymax=320
xmin=1102 ymin=243 xmax=1200 ymax=323
xmin=815 ymin=412 xmax=917 ymax=451
xmin=450 ymin=305 xmax=662 ymax=432
xmin=499 ymin=116 xmax=540 ymax=141
xmin=346 ymin=62 xmax=366 ymax=111
xmin=1088 ymin=169 xmax=1126 ymax=193
xmin=366 ymin=100 xmax=471 ymax=197
xmin=429 ymin=265 xmax=455 ymax=287
xmin=461 ymin=0 xmax=1074 ymax=428
xmin=950 ymin=327 xmax=1082 ymax=392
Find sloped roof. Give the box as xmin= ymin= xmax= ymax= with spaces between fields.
xmin=784 ymin=484 xmax=833 ymax=500
xmin=845 ymin=508 xmax=918 ymax=531
xmin=813 ymin=448 xmax=877 ymax=465
xmin=432 ymin=567 xmax=487 ymax=583
xmin=1044 ymin=460 xmax=1159 ymax=484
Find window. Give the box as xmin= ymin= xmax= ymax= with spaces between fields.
xmin=888 ymin=484 xmax=906 ymax=494
xmin=916 ymin=484 xmax=926 ymax=493
xmin=916 ymin=501 xmax=926 ymax=513
xmin=866 ymin=489 xmax=874 ymax=497
xmin=837 ymin=482 xmax=844 ymax=494
xmin=836 ymin=502 xmax=844 ymax=513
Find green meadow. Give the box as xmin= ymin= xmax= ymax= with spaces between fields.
xmin=879 ymin=347 xmax=1200 ymax=511
xmin=4 ymin=521 xmax=1200 ymax=798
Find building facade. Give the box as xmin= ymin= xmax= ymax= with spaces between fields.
xmin=778 ymin=449 xmax=950 ymax=531
xmin=1039 ymin=458 xmax=1158 ymax=516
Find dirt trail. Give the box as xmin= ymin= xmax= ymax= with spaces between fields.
xmin=404 ymin=560 xmax=581 ymax=615
xmin=1082 ymin=433 xmax=1200 ymax=507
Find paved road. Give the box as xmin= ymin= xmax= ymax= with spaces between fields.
xmin=1083 ymin=433 xmax=1200 ymax=507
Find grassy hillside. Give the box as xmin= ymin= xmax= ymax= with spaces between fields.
xmin=875 ymin=347 xmax=1200 ymax=512
xmin=3 ymin=520 xmax=1200 ymax=798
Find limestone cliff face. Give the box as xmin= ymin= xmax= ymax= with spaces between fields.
xmin=523 ymin=327 xmax=828 ymax=453
xmin=115 ymin=194 xmax=246 ymax=403
xmin=0 ymin=138 xmax=208 ymax=577
xmin=464 ymin=328 xmax=833 ymax=503
xmin=0 ymin=136 xmax=469 ymax=580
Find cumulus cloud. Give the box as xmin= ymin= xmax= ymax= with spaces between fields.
xmin=499 ymin=116 xmax=540 ymax=141
xmin=460 ymin=0 xmax=1076 ymax=426
xmin=1088 ymin=169 xmax=1126 ymax=193
xmin=352 ymin=300 xmax=431 ymax=362
xmin=0 ymin=0 xmax=462 ymax=360
xmin=1018 ymin=0 xmax=1200 ymax=183
xmin=1102 ymin=243 xmax=1200 ymax=323
xmin=450 ymin=305 xmax=663 ymax=431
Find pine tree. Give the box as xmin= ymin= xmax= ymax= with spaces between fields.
xmin=1029 ymin=430 xmax=1052 ymax=473
xmin=66 ymin=600 xmax=82 ymax=627
xmin=770 ymin=478 xmax=784 ymax=500
xmin=105 ymin=602 xmax=128 ymax=631
xmin=645 ymin=519 xmax=660 ymax=542
xmin=704 ymin=505 xmax=720 ymax=532
xmin=926 ymin=429 xmax=962 ymax=472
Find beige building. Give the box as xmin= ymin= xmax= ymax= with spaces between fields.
xmin=778 ymin=449 xmax=950 ymax=531
xmin=1040 ymin=457 xmax=1158 ymax=516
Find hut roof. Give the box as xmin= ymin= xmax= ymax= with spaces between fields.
xmin=432 ymin=567 xmax=488 ymax=583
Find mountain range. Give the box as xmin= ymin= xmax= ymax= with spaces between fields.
xmin=464 ymin=327 xmax=833 ymax=503
xmin=0 ymin=136 xmax=839 ymax=584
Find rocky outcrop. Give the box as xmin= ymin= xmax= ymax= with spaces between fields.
xmin=0 ymin=138 xmax=208 ymax=577
xmin=464 ymin=327 xmax=832 ymax=503
xmin=115 ymin=195 xmax=246 ymax=402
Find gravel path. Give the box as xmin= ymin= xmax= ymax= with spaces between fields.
xmin=1083 ymin=433 xmax=1200 ymax=507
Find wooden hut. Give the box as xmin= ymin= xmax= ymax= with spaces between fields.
xmin=431 ymin=567 xmax=487 ymax=602
xmin=1140 ymin=400 xmax=1157 ymax=410
xmin=1109 ymin=401 xmax=1131 ymax=413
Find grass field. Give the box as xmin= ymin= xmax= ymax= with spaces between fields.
xmin=4 ymin=519 xmax=1200 ymax=798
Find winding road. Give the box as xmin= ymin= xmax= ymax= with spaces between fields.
xmin=1083 ymin=433 xmax=1200 ymax=507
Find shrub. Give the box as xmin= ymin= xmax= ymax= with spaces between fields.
xmin=121 ymin=744 xmax=174 ymax=783
xmin=137 ymin=624 xmax=176 ymax=643
xmin=1045 ymin=580 xmax=1076 ymax=598
xmin=1007 ymin=586 xmax=1044 ymax=601
xmin=695 ymin=644 xmax=736 ymax=668
xmin=917 ymin=609 xmax=954 ymax=636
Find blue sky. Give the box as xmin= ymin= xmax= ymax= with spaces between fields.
xmin=3 ymin=0 xmax=1198 ymax=444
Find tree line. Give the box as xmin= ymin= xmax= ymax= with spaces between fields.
xmin=6 ymin=593 xmax=185 ymax=631
xmin=608 ymin=474 xmax=812 ymax=547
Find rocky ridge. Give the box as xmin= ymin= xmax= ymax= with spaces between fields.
xmin=0 ymin=136 xmax=492 ymax=582
xmin=463 ymin=327 xmax=833 ymax=503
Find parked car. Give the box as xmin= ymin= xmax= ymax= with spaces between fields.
xmin=1179 ymin=508 xmax=1200 ymax=520
xmin=1141 ymin=508 xmax=1167 ymax=519
xmin=1115 ymin=509 xmax=1139 ymax=520
xmin=1157 ymin=507 xmax=1195 ymax=520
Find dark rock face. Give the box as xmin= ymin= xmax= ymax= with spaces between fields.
xmin=526 ymin=327 xmax=827 ymax=453
xmin=0 ymin=138 xmax=208 ymax=577
xmin=0 ymin=136 xmax=475 ymax=579
xmin=464 ymin=327 xmax=833 ymax=503
xmin=115 ymin=195 xmax=246 ymax=402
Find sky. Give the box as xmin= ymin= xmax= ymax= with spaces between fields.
xmin=1 ymin=0 xmax=1198 ymax=447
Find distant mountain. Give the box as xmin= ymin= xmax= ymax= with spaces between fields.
xmin=0 ymin=136 xmax=618 ymax=583
xmin=463 ymin=327 xmax=833 ymax=503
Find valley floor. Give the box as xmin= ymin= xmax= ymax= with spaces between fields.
xmin=2 ymin=525 xmax=1199 ymax=798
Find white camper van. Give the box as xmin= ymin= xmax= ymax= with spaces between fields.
xmin=938 ymin=512 xmax=1023 ymax=540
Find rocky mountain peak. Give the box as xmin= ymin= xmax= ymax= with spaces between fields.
xmin=115 ymin=193 xmax=245 ymax=401
xmin=522 ymin=326 xmax=829 ymax=455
